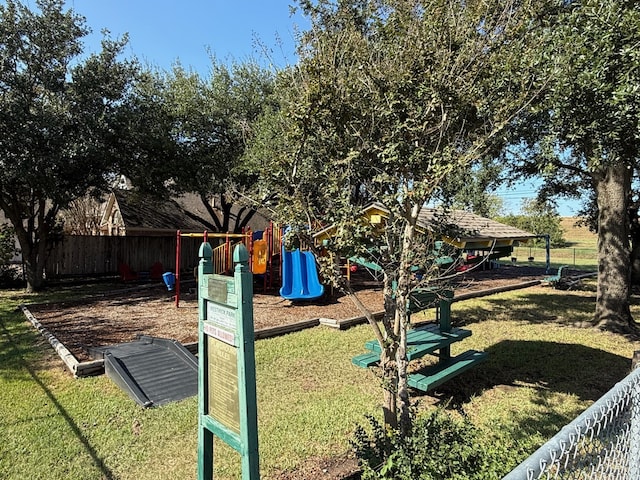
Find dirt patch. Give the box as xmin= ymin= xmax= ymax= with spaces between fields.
xmin=269 ymin=453 xmax=361 ymax=480
xmin=27 ymin=265 xmax=549 ymax=363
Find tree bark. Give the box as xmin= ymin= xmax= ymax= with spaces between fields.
xmin=593 ymin=163 xmax=636 ymax=333
xmin=1 ymin=199 xmax=47 ymax=292
xmin=628 ymin=201 xmax=640 ymax=285
xmin=395 ymin=217 xmax=417 ymax=436
xmin=380 ymin=347 xmax=398 ymax=430
xmin=343 ymin=280 xmax=397 ymax=427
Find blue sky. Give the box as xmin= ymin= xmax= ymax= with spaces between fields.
xmin=66 ymin=0 xmax=307 ymax=72
xmin=62 ymin=0 xmax=580 ymax=216
xmin=493 ymin=182 xmax=582 ymax=218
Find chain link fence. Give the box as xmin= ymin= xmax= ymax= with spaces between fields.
xmin=504 ymin=365 xmax=640 ymax=479
xmin=512 ymin=246 xmax=597 ymax=270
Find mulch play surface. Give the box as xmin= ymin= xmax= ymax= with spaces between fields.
xmin=27 ymin=265 xmax=550 ymax=363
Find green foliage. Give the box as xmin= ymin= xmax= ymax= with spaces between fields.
xmin=498 ymin=199 xmax=566 ymax=247
xmin=0 ymin=0 xmax=140 ymax=290
xmin=352 ymin=408 xmax=508 ymax=480
xmin=253 ymin=0 xmax=558 ymax=433
xmin=137 ymin=60 xmax=277 ymax=233
xmin=0 ymin=223 xmax=21 ymax=286
xmin=0 ymin=224 xmax=17 ymax=265
xmin=439 ymin=159 xmax=507 ymax=219
xmin=512 ymin=0 xmax=640 ymax=187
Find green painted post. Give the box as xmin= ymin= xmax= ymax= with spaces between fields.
xmin=197 ymin=241 xmax=214 ymax=480
xmin=438 ymin=290 xmax=453 ymax=333
xmin=197 ymin=243 xmax=260 ymax=480
xmin=438 ymin=290 xmax=454 ymax=362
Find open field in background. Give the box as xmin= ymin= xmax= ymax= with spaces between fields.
xmin=558 ymin=217 xmax=598 ymax=248
xmin=513 ymin=217 xmax=598 ymax=271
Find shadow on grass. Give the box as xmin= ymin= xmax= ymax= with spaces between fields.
xmin=420 ymin=338 xmax=631 ymax=448
xmin=0 ymin=318 xmax=116 ymax=479
xmin=441 ymin=340 xmax=628 ymax=402
xmin=452 ymin=290 xmax=597 ymax=327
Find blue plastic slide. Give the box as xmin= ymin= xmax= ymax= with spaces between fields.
xmin=280 ymin=247 xmax=325 ymax=300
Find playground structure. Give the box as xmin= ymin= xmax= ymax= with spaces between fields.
xmin=172 ymin=222 xmax=330 ymax=305
xmin=169 ymin=202 xmax=544 ymax=307
xmin=173 ymin=223 xmax=283 ymax=307
xmin=315 ymin=203 xmax=545 ymax=283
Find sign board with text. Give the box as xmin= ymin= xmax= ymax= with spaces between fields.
xmin=197 ymin=243 xmax=259 ymax=480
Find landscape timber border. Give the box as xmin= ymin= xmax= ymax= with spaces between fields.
xmin=20 ymin=279 xmax=542 ymax=378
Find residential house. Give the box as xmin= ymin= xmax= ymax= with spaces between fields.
xmin=100 ymin=189 xmax=270 ymax=237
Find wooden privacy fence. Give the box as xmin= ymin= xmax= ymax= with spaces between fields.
xmin=45 ymin=235 xmax=204 ymax=278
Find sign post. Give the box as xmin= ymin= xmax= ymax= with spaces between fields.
xmin=197 ymin=242 xmax=259 ymax=480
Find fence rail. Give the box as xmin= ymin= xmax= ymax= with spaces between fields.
xmin=504 ymin=365 xmax=640 ymax=479
xmin=44 ymin=224 xmax=284 ymax=279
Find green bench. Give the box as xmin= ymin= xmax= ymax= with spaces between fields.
xmin=351 ymin=288 xmax=487 ymax=392
xmin=361 ymin=324 xmax=472 ymax=360
xmin=407 ymin=350 xmax=488 ymax=391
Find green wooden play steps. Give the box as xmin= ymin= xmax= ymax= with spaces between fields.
xmin=351 ymin=288 xmax=487 ymax=392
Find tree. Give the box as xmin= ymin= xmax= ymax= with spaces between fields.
xmin=439 ymin=158 xmax=506 ymax=219
xmin=254 ymin=0 xmax=551 ymax=434
xmin=499 ymin=199 xmax=565 ymax=247
xmin=59 ymin=195 xmax=104 ymax=235
xmin=511 ymin=0 xmax=640 ymax=333
xmin=149 ymin=61 xmax=276 ymax=233
xmin=0 ymin=0 xmax=140 ymax=291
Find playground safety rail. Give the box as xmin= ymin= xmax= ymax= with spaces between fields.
xmin=503 ymin=364 xmax=640 ymax=479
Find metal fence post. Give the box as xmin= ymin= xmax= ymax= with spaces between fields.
xmin=630 ymin=362 xmax=640 ymax=478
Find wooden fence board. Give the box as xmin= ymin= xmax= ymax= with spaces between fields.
xmin=45 ymin=235 xmax=204 ymax=278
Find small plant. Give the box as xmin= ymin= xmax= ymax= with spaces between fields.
xmin=352 ymin=408 xmax=507 ymax=480
xmin=0 ymin=223 xmax=21 ymax=287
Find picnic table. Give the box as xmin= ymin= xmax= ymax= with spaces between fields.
xmin=352 ymin=289 xmax=487 ymax=392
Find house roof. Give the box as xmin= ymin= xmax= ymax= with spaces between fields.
xmin=315 ymin=202 xmax=537 ymax=249
xmin=103 ymin=190 xmax=214 ymax=234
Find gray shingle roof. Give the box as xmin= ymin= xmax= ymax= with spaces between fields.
xmin=417 ymin=208 xmax=536 ymax=242
xmin=113 ymin=190 xmax=213 ymax=232
xmin=313 ymin=202 xmax=536 ymax=248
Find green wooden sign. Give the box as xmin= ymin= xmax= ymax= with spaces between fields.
xmin=197 ymin=243 xmax=259 ymax=480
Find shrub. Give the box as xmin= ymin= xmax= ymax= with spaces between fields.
xmin=0 ymin=223 xmax=21 ymax=287
xmin=352 ymin=408 xmax=507 ymax=479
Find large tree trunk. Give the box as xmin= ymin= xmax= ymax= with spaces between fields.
xmin=13 ymin=224 xmax=48 ymax=292
xmin=593 ymin=163 xmax=635 ymax=333
xmin=22 ymin=249 xmax=46 ymax=292
xmin=1 ymin=200 xmax=49 ymax=292
xmin=628 ymin=201 xmax=640 ymax=284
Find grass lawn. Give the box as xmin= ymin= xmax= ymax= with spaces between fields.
xmin=2 ymin=279 xmax=639 ymax=479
